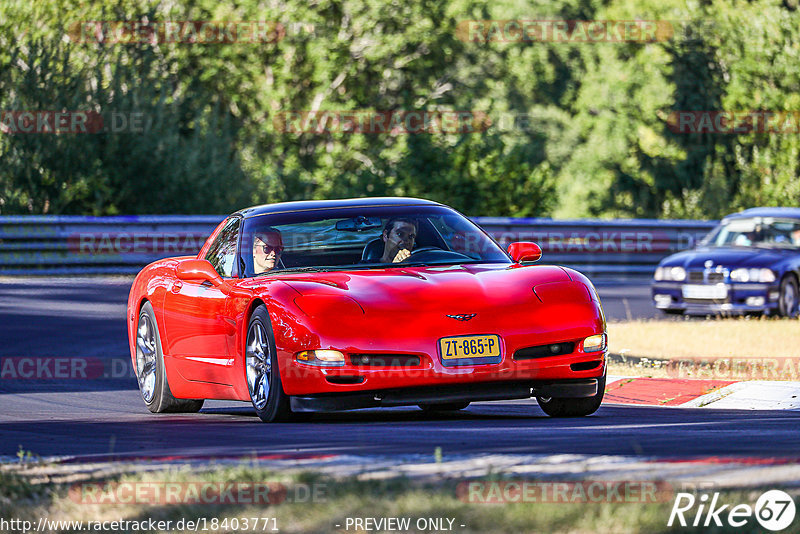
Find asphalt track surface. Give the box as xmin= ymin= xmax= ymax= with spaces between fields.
xmin=1 ymin=276 xmax=798 ymax=461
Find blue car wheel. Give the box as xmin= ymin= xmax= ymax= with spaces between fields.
xmin=778 ymin=276 xmax=799 ymax=318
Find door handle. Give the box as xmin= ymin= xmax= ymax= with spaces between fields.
xmin=171 ymin=280 xmax=183 ymax=293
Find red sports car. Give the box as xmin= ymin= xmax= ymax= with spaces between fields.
xmin=127 ymin=198 xmax=607 ymax=422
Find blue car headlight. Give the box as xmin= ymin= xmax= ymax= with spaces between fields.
xmin=654 ymin=266 xmax=686 ymax=282
xmin=730 ymin=268 xmax=776 ymax=283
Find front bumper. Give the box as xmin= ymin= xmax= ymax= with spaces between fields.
xmin=651 ymin=282 xmax=780 ymax=315
xmin=290 ymin=378 xmax=600 ymax=412
xmin=272 ymin=292 xmax=608 ymax=397
xmin=281 ymin=348 xmax=607 ymax=395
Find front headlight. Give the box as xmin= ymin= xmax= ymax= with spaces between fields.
xmin=730 ymin=268 xmax=776 ymax=283
xmin=669 ymin=266 xmax=687 ymax=281
xmin=654 ymin=267 xmax=664 ymax=281
xmin=654 ymin=266 xmax=686 ymax=281
xmin=582 ymin=333 xmax=607 ymax=352
xmin=295 ymin=350 xmax=345 ymax=366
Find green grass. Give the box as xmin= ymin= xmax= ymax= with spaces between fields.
xmin=608 ymin=318 xmax=800 ymax=360
xmin=607 ymin=319 xmax=800 ymax=379
xmin=2 ymin=462 xmax=796 ymax=533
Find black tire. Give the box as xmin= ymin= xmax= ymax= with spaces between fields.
xmin=418 ymin=402 xmax=470 ymax=412
xmin=135 ymin=302 xmax=204 ymax=414
xmin=536 ymin=373 xmax=606 ymax=417
xmin=778 ymin=275 xmax=799 ymax=318
xmin=245 ymin=305 xmax=292 ymax=422
xmin=661 ymin=309 xmax=684 ymax=316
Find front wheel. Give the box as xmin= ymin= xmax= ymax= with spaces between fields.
xmin=778 ymin=275 xmax=799 ymax=318
xmin=135 ymin=301 xmax=204 ymax=413
xmin=245 ymin=305 xmax=291 ymax=422
xmin=537 ymin=373 xmax=605 ymax=417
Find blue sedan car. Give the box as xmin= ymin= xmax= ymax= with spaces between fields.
xmin=652 ymin=208 xmax=800 ymax=317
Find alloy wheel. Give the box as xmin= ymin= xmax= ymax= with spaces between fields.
xmin=135 ymin=313 xmax=157 ymax=403
xmin=246 ymin=321 xmax=271 ymax=410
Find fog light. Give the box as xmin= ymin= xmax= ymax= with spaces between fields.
xmin=653 ymin=294 xmax=672 ymax=308
xmin=295 ymin=350 xmax=345 ymax=366
xmin=745 ymin=296 xmax=765 ymax=307
xmin=582 ymin=333 xmax=606 ymax=353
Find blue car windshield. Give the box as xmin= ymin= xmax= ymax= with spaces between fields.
xmin=701 ymin=217 xmax=800 ymax=249
xmin=238 ymin=205 xmax=511 ymax=277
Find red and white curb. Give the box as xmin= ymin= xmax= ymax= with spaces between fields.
xmin=606 ymin=376 xmax=800 ymax=410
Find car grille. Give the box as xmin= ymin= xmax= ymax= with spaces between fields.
xmin=513 ymin=342 xmax=575 ymax=360
xmin=349 ymin=354 xmax=421 ymax=367
xmin=688 ymin=269 xmax=726 ymax=284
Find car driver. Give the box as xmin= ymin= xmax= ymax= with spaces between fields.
xmin=380 ymin=217 xmax=417 ymax=263
xmin=253 ymin=228 xmax=283 ymax=274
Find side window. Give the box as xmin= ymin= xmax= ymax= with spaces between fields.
xmin=205 ymin=217 xmax=241 ymax=278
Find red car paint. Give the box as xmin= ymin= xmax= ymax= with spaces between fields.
xmin=127 ymin=198 xmax=606 ymax=406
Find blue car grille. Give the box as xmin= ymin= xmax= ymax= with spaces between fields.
xmin=688 ymin=269 xmax=726 ymax=284
xmin=688 ymin=271 xmax=703 ymax=283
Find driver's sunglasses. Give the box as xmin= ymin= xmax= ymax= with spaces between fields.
xmin=255 ymin=244 xmax=283 ymax=255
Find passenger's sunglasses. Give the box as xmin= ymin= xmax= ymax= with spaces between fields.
xmin=255 ymin=244 xmax=283 ymax=255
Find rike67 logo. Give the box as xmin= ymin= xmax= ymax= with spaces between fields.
xmin=668 ymin=490 xmax=796 ymax=531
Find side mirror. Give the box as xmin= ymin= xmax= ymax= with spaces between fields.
xmin=508 ymin=242 xmax=542 ymax=263
xmin=176 ymin=259 xmax=224 ymax=286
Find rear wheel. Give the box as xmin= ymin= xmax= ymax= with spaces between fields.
xmin=418 ymin=402 xmax=470 ymax=412
xmin=537 ymin=373 xmax=605 ymax=417
xmin=246 ymin=305 xmax=291 ymax=422
xmin=135 ymin=301 xmax=204 ymax=413
xmin=778 ymin=275 xmax=798 ymax=318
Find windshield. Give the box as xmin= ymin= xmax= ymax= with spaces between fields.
xmin=701 ymin=217 xmax=800 ymax=249
xmin=238 ymin=204 xmax=511 ymax=277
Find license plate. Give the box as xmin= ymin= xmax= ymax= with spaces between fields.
xmin=682 ymin=284 xmax=728 ymax=299
xmin=439 ymin=335 xmax=502 ymax=366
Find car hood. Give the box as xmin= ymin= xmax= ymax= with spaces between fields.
xmin=240 ymin=263 xmax=601 ymax=354
xmin=662 ymin=247 xmax=792 ymax=269
xmin=267 ymin=263 xmax=576 ymax=313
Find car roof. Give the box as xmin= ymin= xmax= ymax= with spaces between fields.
xmin=235 ymin=197 xmax=444 ymax=218
xmin=724 ymin=207 xmax=800 ymax=220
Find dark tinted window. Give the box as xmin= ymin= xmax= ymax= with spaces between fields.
xmin=205 ymin=217 xmax=241 ymax=277
xmin=238 ymin=205 xmax=510 ymax=277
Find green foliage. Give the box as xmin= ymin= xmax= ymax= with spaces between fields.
xmin=0 ymin=0 xmax=798 ymax=217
